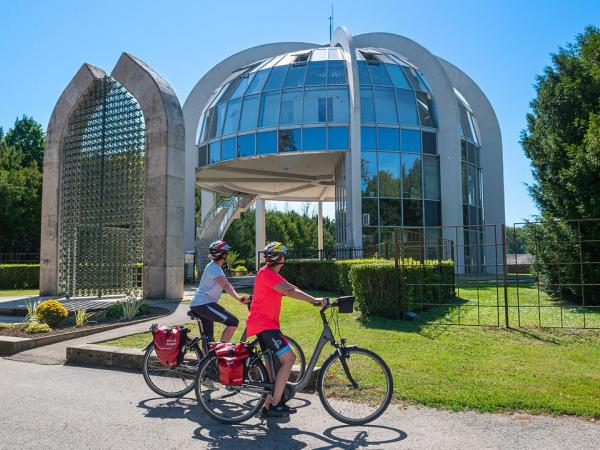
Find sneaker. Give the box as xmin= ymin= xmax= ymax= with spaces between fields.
xmin=261 ymin=402 xmax=296 ymax=418
xmin=275 ymin=401 xmax=297 ymax=414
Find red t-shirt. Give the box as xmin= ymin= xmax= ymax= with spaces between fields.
xmin=246 ymin=265 xmax=287 ymax=337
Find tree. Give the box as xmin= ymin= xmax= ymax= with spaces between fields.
xmin=521 ymin=26 xmax=600 ymax=304
xmin=3 ymin=116 xmax=45 ymax=168
xmin=0 ymin=117 xmax=45 ymax=254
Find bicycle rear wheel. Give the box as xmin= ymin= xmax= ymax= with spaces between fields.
xmin=284 ymin=335 xmax=306 ymax=384
xmin=317 ymin=346 xmax=393 ymax=425
xmin=194 ymin=354 xmax=268 ymax=424
xmin=142 ymin=342 xmax=201 ymax=398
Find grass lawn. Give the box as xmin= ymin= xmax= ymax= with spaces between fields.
xmin=0 ymin=289 xmax=39 ymax=297
xmin=105 ymin=288 xmax=600 ymax=418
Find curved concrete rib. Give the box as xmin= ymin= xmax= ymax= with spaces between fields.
xmin=112 ymin=53 xmax=186 ymax=300
xmin=40 ymin=64 xmax=107 ymax=295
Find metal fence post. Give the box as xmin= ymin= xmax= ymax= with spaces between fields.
xmin=500 ymin=224 xmax=510 ymax=328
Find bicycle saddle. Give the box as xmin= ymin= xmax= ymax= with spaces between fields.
xmin=187 ymin=309 xmax=201 ymax=319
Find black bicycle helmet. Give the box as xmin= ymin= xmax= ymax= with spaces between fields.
xmin=208 ymin=240 xmax=232 ymax=259
xmin=263 ymin=241 xmax=288 ymax=265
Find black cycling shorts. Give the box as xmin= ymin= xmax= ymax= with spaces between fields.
xmin=257 ymin=329 xmax=292 ymax=358
xmin=190 ymin=303 xmax=239 ymax=342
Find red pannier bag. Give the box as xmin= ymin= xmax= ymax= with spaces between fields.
xmin=151 ymin=324 xmax=186 ymax=367
xmin=212 ymin=342 xmax=250 ymax=385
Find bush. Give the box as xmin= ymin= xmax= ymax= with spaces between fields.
xmin=37 ymin=300 xmax=68 ymax=326
xmin=23 ymin=322 xmax=52 ymax=334
xmin=0 ymin=264 xmax=39 ymax=289
xmin=336 ymin=259 xmax=385 ymax=294
xmin=0 ymin=323 xmax=15 ymax=330
xmin=105 ymin=302 xmax=122 ymax=319
xmin=231 ymin=265 xmax=248 ymax=273
xmin=349 ymin=259 xmax=455 ymax=319
xmin=105 ymin=299 xmax=150 ymax=320
xmin=74 ymin=309 xmax=94 ymax=327
xmin=137 ymin=301 xmax=150 ymax=316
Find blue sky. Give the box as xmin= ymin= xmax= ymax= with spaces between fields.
xmin=1 ymin=0 xmax=598 ymax=224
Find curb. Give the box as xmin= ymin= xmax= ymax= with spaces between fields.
xmin=66 ymin=342 xmax=319 ymax=391
xmin=0 ymin=311 xmax=169 ymax=356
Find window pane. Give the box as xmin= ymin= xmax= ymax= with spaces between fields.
xmin=263 ymin=66 xmax=288 ymax=91
xmin=462 ymin=162 xmax=469 ymax=204
xmin=416 ymin=92 xmax=436 ymax=128
xmin=246 ymin=69 xmax=270 ymax=95
xmin=239 ymin=94 xmax=260 ymax=131
xmin=459 ymin=104 xmax=473 ymax=141
xmin=367 ymin=62 xmax=392 ymax=86
xmin=221 ymin=137 xmax=236 ymax=161
xmin=422 ymin=131 xmax=437 ymax=155
xmin=222 ymin=98 xmax=241 ymax=135
xmin=360 ymin=87 xmax=375 ymax=122
xmin=198 ymin=145 xmax=208 ymax=167
xmin=402 ymin=153 xmax=422 ymax=198
xmin=362 ymin=226 xmax=378 ymax=246
xmin=423 ymin=155 xmax=440 ymax=200
xmin=327 ymin=60 xmax=347 ymax=84
xmin=328 ymin=126 xmax=349 ymax=149
xmin=403 ymin=200 xmax=422 ymax=226
xmin=303 ymin=87 xmax=327 ymax=123
xmin=461 ymin=140 xmax=467 ymax=161
xmin=258 ymin=91 xmax=280 ymax=127
xmin=467 ymin=142 xmax=476 ymax=164
xmin=357 ymin=61 xmax=372 ymax=85
xmin=237 ymin=133 xmax=255 ymax=157
xmin=230 ymin=72 xmax=254 ymax=99
xmin=361 ymin=151 xmax=377 ymax=197
xmin=305 ymin=61 xmax=327 ymax=85
xmin=279 ymin=89 xmax=303 ymax=125
xmin=402 ymin=66 xmax=428 ymax=91
xmin=214 ymin=102 xmax=226 ymax=138
xmin=378 ymin=152 xmax=401 ymax=197
xmin=361 ymin=126 xmax=376 ymax=150
xmin=467 ymin=164 xmax=477 ymax=205
xmin=329 ymin=86 xmax=350 ymax=122
xmin=278 ymin=128 xmax=301 ymax=152
xmin=362 ymin=199 xmax=378 ymax=226
xmin=396 ymin=89 xmax=419 ymax=126
xmin=378 ymin=127 xmax=400 ymax=151
xmin=203 ymin=107 xmax=216 ymax=141
xmin=209 ymin=141 xmax=220 ymax=163
xmin=374 ymin=87 xmax=398 ymax=123
xmin=303 ymin=127 xmax=326 ymax=150
xmin=380 ymin=199 xmax=402 ymax=226
xmin=256 ymin=131 xmax=277 ymax=154
xmin=401 ymin=129 xmax=421 ymax=152
xmin=385 ymin=64 xmax=411 ymax=89
xmin=283 ymin=64 xmax=307 ymax=88
xmin=424 ymin=200 xmax=441 ymax=226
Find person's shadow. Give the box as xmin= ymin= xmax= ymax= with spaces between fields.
xmin=138 ymin=396 xmax=407 ymax=449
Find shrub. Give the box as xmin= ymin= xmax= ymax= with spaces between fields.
xmin=0 ymin=264 xmax=39 ymax=289
xmin=0 ymin=323 xmax=15 ymax=330
xmin=336 ymin=259 xmax=385 ymax=294
xmin=37 ymin=300 xmax=68 ymax=326
xmin=23 ymin=322 xmax=52 ymax=334
xmin=74 ymin=309 xmax=94 ymax=327
xmin=231 ymin=265 xmax=248 ymax=273
xmin=349 ymin=259 xmax=455 ymax=319
xmin=281 ymin=260 xmax=339 ymax=291
xmin=137 ymin=301 xmax=150 ymax=316
xmin=120 ymin=297 xmax=146 ymax=320
xmin=25 ymin=300 xmax=40 ymax=324
xmin=105 ymin=302 xmax=122 ymax=319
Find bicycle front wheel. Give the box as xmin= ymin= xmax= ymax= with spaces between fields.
xmin=142 ymin=342 xmax=201 ymax=398
xmin=317 ymin=347 xmax=393 ymax=425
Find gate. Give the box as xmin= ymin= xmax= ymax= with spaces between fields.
xmin=58 ymin=76 xmax=145 ymax=297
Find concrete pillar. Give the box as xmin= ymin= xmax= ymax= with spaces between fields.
xmin=200 ymin=189 xmax=216 ymax=223
xmin=317 ymin=201 xmax=324 ymax=258
xmin=255 ymin=198 xmax=266 ymax=270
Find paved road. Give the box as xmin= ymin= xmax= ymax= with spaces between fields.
xmin=1 ymin=359 xmax=599 ymax=449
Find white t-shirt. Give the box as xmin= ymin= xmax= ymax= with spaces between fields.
xmin=191 ymin=261 xmax=226 ymax=306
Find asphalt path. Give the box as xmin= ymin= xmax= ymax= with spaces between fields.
xmin=1 ymin=359 xmax=599 ymax=449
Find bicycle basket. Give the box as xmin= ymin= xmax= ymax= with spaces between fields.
xmin=336 ymin=296 xmax=355 ymax=313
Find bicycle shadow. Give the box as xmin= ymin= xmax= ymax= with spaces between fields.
xmin=137 ymin=396 xmax=406 ymax=449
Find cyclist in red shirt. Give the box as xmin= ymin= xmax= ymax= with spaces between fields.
xmin=246 ymin=242 xmax=326 ymax=418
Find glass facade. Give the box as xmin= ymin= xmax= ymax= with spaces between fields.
xmin=357 ymin=59 xmax=440 ymax=249
xmin=458 ymin=101 xmax=484 ymax=273
xmin=198 ymin=49 xmax=351 ymax=163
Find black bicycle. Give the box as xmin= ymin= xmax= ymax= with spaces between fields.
xmin=194 ymin=296 xmax=393 ymax=425
xmin=142 ymin=300 xmax=306 ymax=398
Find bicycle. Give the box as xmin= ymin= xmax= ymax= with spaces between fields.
xmin=142 ymin=299 xmax=306 ymax=398
xmin=193 ymin=296 xmax=393 ymax=425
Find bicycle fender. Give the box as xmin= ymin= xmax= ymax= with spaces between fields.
xmin=329 ymin=344 xmax=357 ymax=359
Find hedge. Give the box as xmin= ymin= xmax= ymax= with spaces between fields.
xmin=0 ymin=264 xmax=40 ymax=290
xmin=349 ymin=259 xmax=455 ymax=319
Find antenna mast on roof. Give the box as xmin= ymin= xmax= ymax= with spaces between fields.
xmin=329 ymin=4 xmax=334 ymax=42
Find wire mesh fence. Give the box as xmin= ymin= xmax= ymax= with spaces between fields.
xmin=286 ymin=220 xmax=600 ymax=329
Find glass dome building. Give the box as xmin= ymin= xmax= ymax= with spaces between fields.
xmin=183 ymin=27 xmax=504 ymax=272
